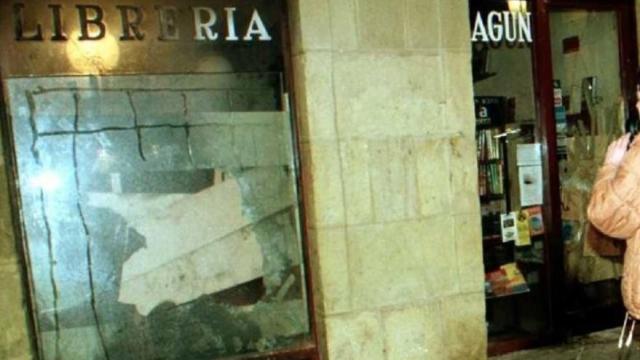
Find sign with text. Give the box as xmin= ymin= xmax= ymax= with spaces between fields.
xmin=470 ymin=11 xmax=533 ymax=44
xmin=0 ymin=0 xmax=284 ymax=76
xmin=13 ymin=3 xmax=273 ymax=42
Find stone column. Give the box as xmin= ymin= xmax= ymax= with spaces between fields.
xmin=289 ymin=0 xmax=487 ymax=358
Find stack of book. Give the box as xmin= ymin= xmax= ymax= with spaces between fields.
xmin=485 ymin=263 xmax=530 ymax=298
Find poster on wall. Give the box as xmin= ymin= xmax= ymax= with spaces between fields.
xmin=517 ymin=143 xmax=544 ymax=206
xmin=519 ymin=165 xmax=544 ymax=206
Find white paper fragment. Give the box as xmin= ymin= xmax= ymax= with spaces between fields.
xmin=87 ymin=177 xmax=289 ymax=315
xmin=518 ymin=165 xmax=544 ymax=206
xmin=516 ymin=143 xmax=542 ymax=166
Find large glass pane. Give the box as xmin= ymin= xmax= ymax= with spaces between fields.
xmin=469 ymin=0 xmax=551 ymax=344
xmin=550 ymin=10 xmax=625 ymax=329
xmin=6 ymin=72 xmax=309 ymax=360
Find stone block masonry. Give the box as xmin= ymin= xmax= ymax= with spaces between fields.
xmin=289 ymin=0 xmax=486 ymax=358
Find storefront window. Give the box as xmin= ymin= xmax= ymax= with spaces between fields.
xmin=0 ymin=1 xmax=313 ymax=359
xmin=469 ymin=0 xmax=552 ymax=348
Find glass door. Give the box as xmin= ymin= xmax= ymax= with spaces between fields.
xmin=548 ymin=6 xmax=635 ymax=334
xmin=469 ymin=0 xmax=554 ymax=355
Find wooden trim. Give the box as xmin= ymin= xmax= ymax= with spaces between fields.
xmin=279 ymin=0 xmax=322 ymax=359
xmin=618 ymin=0 xmax=639 ymax=101
xmin=544 ymin=0 xmax=632 ymax=9
xmin=488 ymin=335 xmax=548 ymax=357
xmin=222 ymin=342 xmax=318 ymax=360
xmin=531 ymin=0 xmax=565 ymax=341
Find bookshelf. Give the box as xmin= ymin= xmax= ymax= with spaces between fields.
xmin=475 ymin=97 xmax=537 ymax=301
xmin=475 ymin=97 xmax=510 ymax=249
xmin=475 ymin=95 xmax=549 ymax=352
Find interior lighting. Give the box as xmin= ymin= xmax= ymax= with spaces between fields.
xmin=508 ymin=0 xmax=527 ymax=13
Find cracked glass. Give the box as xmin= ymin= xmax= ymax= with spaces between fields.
xmin=0 ymin=1 xmax=312 ymax=359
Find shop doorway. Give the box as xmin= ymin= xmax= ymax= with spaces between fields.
xmin=539 ymin=0 xmax=638 ymax=337
xmin=470 ymin=0 xmax=555 ymax=355
xmin=470 ymin=0 xmax=638 ymax=356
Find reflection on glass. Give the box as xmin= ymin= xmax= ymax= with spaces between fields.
xmin=66 ymin=32 xmax=121 ymax=73
xmin=30 ymin=170 xmax=62 ymax=192
xmin=7 ymin=72 xmax=309 ymax=360
xmin=470 ymin=0 xmax=548 ymax=339
xmin=550 ymin=10 xmax=624 ymax=315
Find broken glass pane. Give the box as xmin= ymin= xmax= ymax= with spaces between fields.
xmin=6 ymin=72 xmax=310 ymax=360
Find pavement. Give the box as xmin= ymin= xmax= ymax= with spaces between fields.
xmin=491 ymin=328 xmax=640 ymax=360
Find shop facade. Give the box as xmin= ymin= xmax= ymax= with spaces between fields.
xmin=0 ymin=0 xmax=486 ymax=359
xmin=471 ymin=0 xmax=638 ymax=355
xmin=0 ymin=0 xmax=637 ymax=359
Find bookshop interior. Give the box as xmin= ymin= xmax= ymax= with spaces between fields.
xmin=470 ymin=0 xmax=638 ymax=354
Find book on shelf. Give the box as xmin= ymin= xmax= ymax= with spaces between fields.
xmin=476 ymin=129 xmax=501 ymax=161
xmin=522 ymin=206 xmax=545 ymax=236
xmin=476 ymin=126 xmax=504 ymax=197
xmin=478 ymin=162 xmax=504 ymax=196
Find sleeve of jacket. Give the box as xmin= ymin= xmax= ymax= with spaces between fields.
xmin=587 ymin=144 xmax=640 ymax=239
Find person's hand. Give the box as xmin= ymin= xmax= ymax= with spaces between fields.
xmin=604 ymin=134 xmax=631 ymax=167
